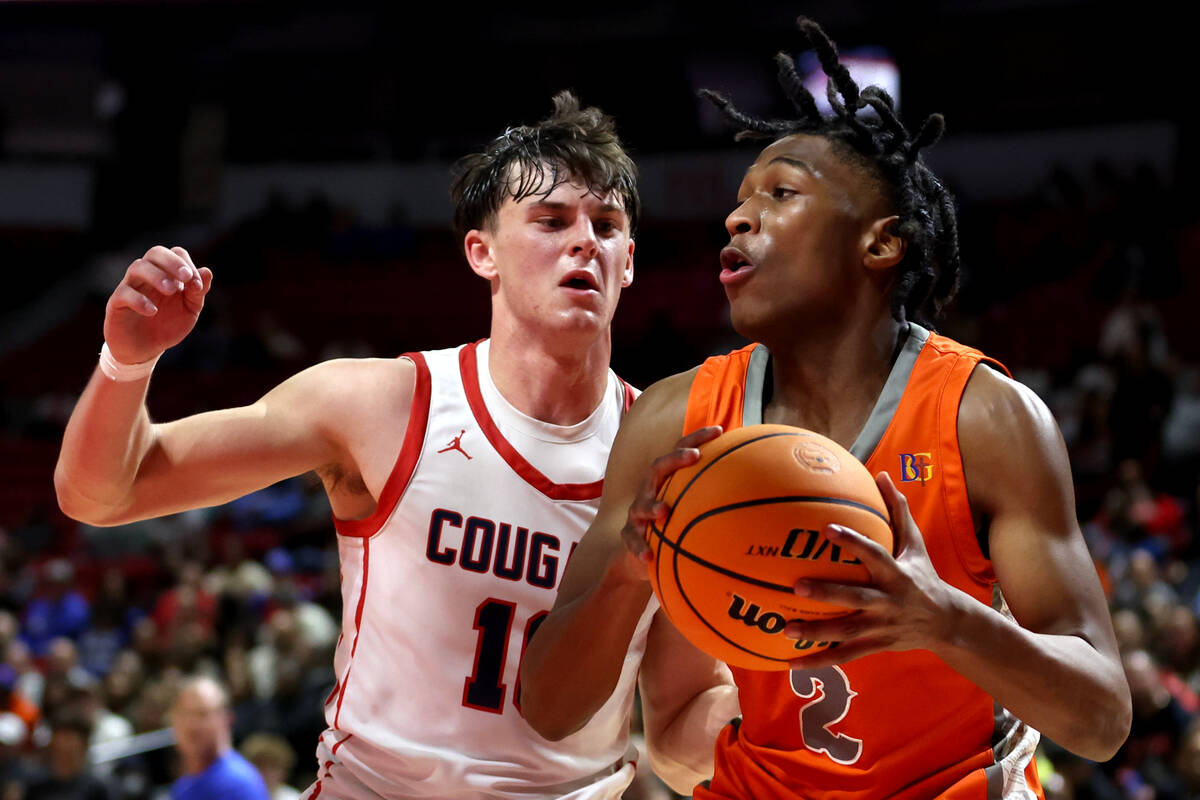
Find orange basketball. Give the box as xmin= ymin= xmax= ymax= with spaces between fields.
xmin=647 ymin=424 xmax=892 ymax=671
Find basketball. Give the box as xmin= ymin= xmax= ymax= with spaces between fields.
xmin=647 ymin=424 xmax=893 ymax=671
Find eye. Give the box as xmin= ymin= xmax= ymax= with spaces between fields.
xmin=537 ymin=217 xmax=566 ymax=229
xmin=593 ymin=219 xmax=619 ymax=235
xmin=772 ymin=186 xmax=797 ymax=200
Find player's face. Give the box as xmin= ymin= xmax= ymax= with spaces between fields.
xmin=467 ymin=170 xmax=635 ymax=342
xmin=721 ymin=134 xmax=890 ymax=340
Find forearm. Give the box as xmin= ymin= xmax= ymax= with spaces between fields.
xmin=55 ymin=366 xmax=157 ymax=525
xmin=646 ymin=683 xmax=739 ymax=794
xmin=519 ymin=563 xmax=653 ymax=741
xmin=936 ymin=590 xmax=1131 ymax=761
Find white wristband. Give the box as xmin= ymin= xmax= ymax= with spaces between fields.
xmin=99 ymin=342 xmax=160 ymax=382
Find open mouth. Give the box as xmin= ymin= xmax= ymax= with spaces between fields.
xmin=560 ymin=271 xmax=600 ymax=292
xmin=720 ymin=246 xmax=756 ymax=285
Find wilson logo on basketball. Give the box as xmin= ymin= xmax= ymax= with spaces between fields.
xmin=740 ymin=528 xmax=862 ymax=565
xmin=794 ymin=441 xmax=840 ymax=474
xmin=728 ymin=593 xmax=787 ymax=634
xmin=899 ymin=452 xmax=933 ymax=484
xmin=728 ymin=594 xmax=837 ymax=652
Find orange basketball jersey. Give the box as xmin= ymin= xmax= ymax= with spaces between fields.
xmin=685 ymin=324 xmax=1045 ymax=800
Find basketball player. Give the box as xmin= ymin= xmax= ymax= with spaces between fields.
xmin=55 ymin=93 xmax=735 ymax=799
xmin=520 ymin=20 xmax=1132 ymax=798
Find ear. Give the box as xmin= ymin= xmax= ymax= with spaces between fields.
xmin=620 ymin=238 xmax=635 ymax=288
xmin=464 ymin=229 xmax=498 ymax=281
xmin=862 ymin=215 xmax=906 ymax=271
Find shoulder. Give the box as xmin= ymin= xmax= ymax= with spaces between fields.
xmin=263 ymin=357 xmax=417 ymax=427
xmin=619 ymin=367 xmax=699 ymax=442
xmin=958 ymin=364 xmax=1071 ymax=519
xmin=958 ymin=364 xmax=1057 ymax=450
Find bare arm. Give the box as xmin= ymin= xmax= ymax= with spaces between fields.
xmin=783 ymin=366 xmax=1131 ymax=761
xmin=638 ymin=612 xmax=739 ymax=793
xmin=520 ymin=369 xmax=713 ymax=740
xmin=55 ymin=245 xmax=413 ymax=526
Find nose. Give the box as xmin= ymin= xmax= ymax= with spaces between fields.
xmin=569 ymin=217 xmax=600 ymax=260
xmin=725 ymin=199 xmax=758 ymax=237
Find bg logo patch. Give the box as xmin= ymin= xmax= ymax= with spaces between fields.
xmin=899 ymin=452 xmax=933 ymax=484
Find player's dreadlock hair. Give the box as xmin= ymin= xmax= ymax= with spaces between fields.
xmin=450 ymin=91 xmax=640 ymax=239
xmin=701 ymin=17 xmax=960 ymax=326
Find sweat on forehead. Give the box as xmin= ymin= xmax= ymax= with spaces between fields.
xmin=501 ymin=160 xmax=624 ymax=212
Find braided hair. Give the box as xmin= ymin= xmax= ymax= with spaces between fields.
xmin=702 ymin=17 xmax=960 ymax=326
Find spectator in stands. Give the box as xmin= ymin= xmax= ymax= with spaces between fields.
xmin=0 ymin=711 xmax=34 ymax=800
xmin=169 ymin=675 xmax=267 ymax=800
xmin=20 ymin=560 xmax=89 ymax=658
xmin=0 ymin=666 xmax=36 ymax=733
xmin=239 ymin=733 xmax=299 ymax=800
xmin=25 ymin=709 xmax=112 ymax=800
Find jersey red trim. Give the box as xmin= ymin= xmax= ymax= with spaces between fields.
xmin=458 ymin=341 xmax=606 ymax=502
xmin=334 ymin=352 xmax=432 ymax=538
xmin=333 ymin=537 xmax=370 ymax=730
xmin=621 ymin=379 xmax=636 ymax=412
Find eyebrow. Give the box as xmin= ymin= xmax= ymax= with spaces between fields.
xmin=526 ymin=200 xmax=626 ymax=215
xmin=766 ymin=156 xmax=816 ymax=174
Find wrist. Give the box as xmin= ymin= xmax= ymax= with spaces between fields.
xmin=99 ymin=342 xmax=160 ymax=382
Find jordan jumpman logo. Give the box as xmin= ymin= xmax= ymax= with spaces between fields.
xmin=438 ymin=429 xmax=472 ymax=460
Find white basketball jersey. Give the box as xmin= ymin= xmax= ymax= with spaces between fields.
xmin=307 ymin=341 xmax=655 ymax=800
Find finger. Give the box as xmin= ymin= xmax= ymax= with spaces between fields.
xmin=144 ymin=245 xmax=195 ymax=283
xmin=793 ymin=578 xmax=886 ymax=611
xmin=675 ymin=425 xmax=723 ymax=449
xmin=173 ymin=247 xmax=205 ymax=291
xmin=821 ymin=523 xmax=896 ymax=573
xmin=621 ymin=519 xmax=653 ymax=563
xmin=627 ymin=498 xmax=670 ymax=526
xmin=182 ymin=267 xmax=214 ymax=314
xmin=875 ymin=472 xmax=926 ymax=558
xmin=109 ymin=284 xmax=158 ymax=317
xmin=645 ymin=446 xmax=703 ymax=494
xmin=126 ymin=258 xmax=184 ymax=297
xmin=785 ymin=611 xmax=872 ymax=644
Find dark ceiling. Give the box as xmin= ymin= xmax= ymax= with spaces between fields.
xmin=0 ymin=1 xmax=1187 ymax=164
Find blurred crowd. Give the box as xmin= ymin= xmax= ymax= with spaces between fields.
xmin=1 ymin=151 xmax=1199 ymax=799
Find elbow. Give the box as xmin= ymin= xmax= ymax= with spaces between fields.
xmin=1088 ymin=689 xmax=1132 ymax=763
xmin=1064 ymin=685 xmax=1132 ymax=763
xmin=53 ymin=465 xmax=120 ymax=527
xmin=518 ymin=687 xmax=586 ymax=742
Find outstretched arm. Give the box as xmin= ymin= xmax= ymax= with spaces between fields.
xmin=55 ymin=246 xmax=413 ymax=526
xmin=781 ymin=366 xmax=1131 ymax=761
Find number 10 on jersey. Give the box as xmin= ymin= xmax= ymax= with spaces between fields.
xmin=463 ymin=598 xmax=549 ymax=714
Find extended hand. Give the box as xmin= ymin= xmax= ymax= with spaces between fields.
xmin=104 ymin=246 xmax=212 ymax=365
xmin=784 ymin=471 xmax=966 ymax=668
xmin=618 ymin=426 xmax=723 ymax=575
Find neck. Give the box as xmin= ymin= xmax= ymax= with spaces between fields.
xmin=182 ymin=743 xmax=228 ymax=776
xmin=761 ymin=312 xmax=904 ymax=451
xmin=486 ymin=324 xmax=613 ymax=426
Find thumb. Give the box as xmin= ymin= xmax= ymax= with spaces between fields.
xmin=875 ymin=471 xmax=925 ymax=559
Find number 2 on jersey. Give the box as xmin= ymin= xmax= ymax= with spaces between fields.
xmin=790 ymin=666 xmax=863 ymax=765
xmin=463 ymin=598 xmax=548 ymax=714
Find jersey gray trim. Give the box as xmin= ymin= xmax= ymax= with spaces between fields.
xmin=739 ymin=324 xmax=928 ymax=461
xmin=983 ymin=704 xmax=1041 ymax=799
xmin=741 ymin=345 xmax=770 ymax=427
xmin=847 ymin=323 xmax=930 ymax=462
